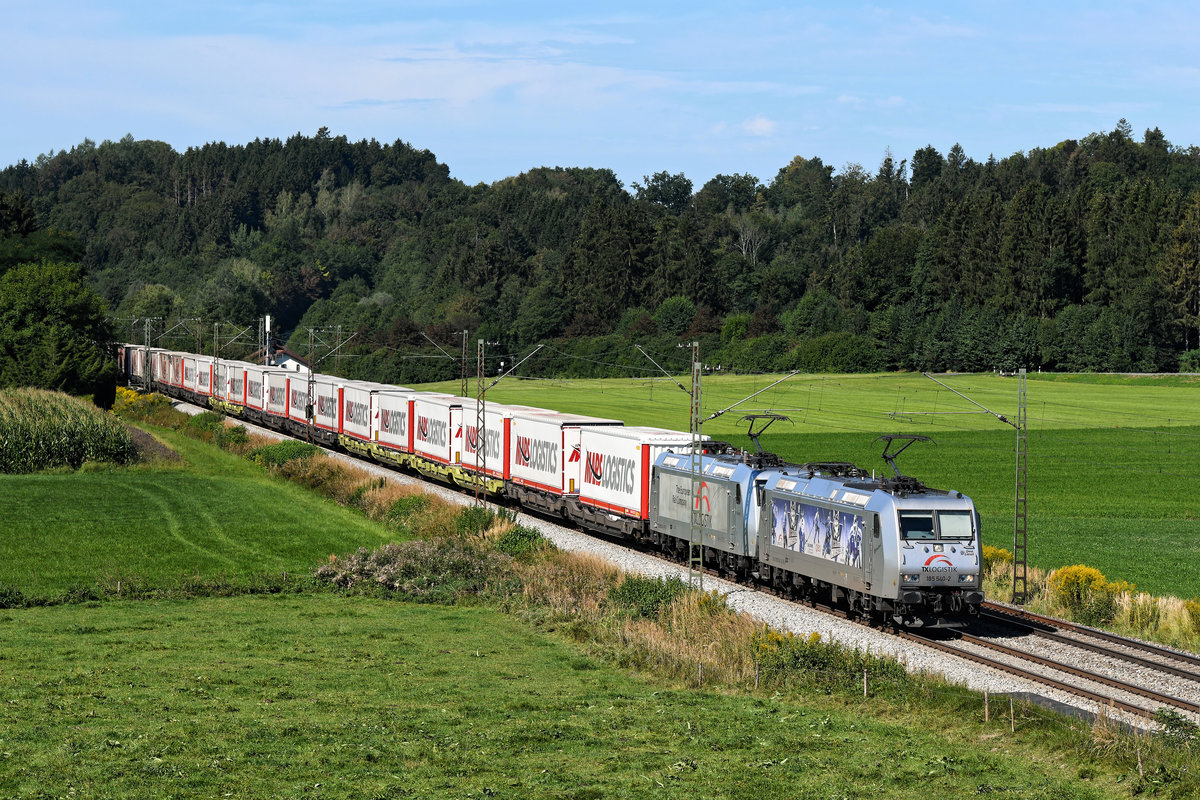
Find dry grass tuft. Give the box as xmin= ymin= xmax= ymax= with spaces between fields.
xmin=361 ymin=481 xmax=427 ymax=522
xmin=1089 ymin=702 xmax=1125 ymax=752
xmin=520 ymin=550 xmax=621 ymax=617
xmin=1110 ymin=592 xmax=1197 ymax=646
xmin=462 ymin=517 xmax=516 ymax=545
xmin=239 ymin=432 xmax=278 ymax=453
xmin=614 ymin=592 xmax=762 ymax=685
xmin=404 ymin=495 xmax=460 ymax=539
xmin=276 ymin=452 xmax=364 ymax=506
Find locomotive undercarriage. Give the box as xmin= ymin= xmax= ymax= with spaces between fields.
xmin=711 ymin=546 xmax=981 ymax=629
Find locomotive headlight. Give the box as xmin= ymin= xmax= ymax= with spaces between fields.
xmin=902 ymin=573 xmax=920 ymax=583
xmin=959 ymin=574 xmax=975 ymax=583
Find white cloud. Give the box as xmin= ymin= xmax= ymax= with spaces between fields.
xmin=742 ymin=115 xmax=776 ymax=137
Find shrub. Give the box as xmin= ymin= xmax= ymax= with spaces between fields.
xmin=314 ymin=540 xmax=518 ymax=603
xmin=791 ymin=332 xmax=884 ymax=373
xmin=605 ymin=574 xmax=687 ymax=620
xmin=494 ymin=524 xmax=548 ymax=559
xmin=0 ymin=583 xmax=26 ymax=609
xmin=982 ymin=544 xmax=1012 ymax=572
xmin=1154 ymin=708 xmax=1199 ymax=748
xmin=112 ymin=386 xmax=175 ymax=423
xmin=248 ymin=439 xmax=320 ymax=468
xmin=215 ymin=424 xmax=249 ymax=449
xmin=653 ymin=295 xmax=696 ymax=336
xmin=387 ymin=493 xmax=431 ymax=523
xmin=753 ymin=628 xmax=907 ymax=687
xmin=694 ymin=588 xmax=731 ymax=617
xmin=181 ymin=411 xmax=249 ymax=450
xmin=1049 ymin=565 xmax=1107 ymax=609
xmin=185 ymin=411 xmax=225 ymax=436
xmin=456 ymin=505 xmax=499 ymax=537
xmin=454 ymin=505 xmax=518 ymax=537
xmin=1180 ymin=349 xmax=1200 ymax=373
xmin=1048 ymin=565 xmax=1132 ymax=625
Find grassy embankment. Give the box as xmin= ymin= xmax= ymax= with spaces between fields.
xmin=1 ymin=391 xmax=1195 ymax=797
xmin=0 ymin=426 xmax=400 ymax=601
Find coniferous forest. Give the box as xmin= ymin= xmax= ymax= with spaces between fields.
xmin=4 ymin=120 xmax=1200 ymax=385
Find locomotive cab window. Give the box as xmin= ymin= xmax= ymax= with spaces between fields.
xmin=898 ymin=511 xmax=935 ymax=540
xmin=937 ymin=510 xmax=974 ymax=539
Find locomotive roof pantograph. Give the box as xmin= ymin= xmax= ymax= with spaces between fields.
xmin=874 ymin=434 xmax=935 ymax=496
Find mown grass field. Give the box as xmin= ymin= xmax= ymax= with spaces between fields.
xmin=419 ymin=371 xmax=1200 ymax=598
xmin=0 ymin=428 xmax=398 ymax=599
xmin=1 ymin=594 xmax=1127 ymax=799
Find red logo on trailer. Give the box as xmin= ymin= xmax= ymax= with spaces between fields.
xmin=515 ymin=436 xmax=557 ymax=471
xmin=584 ymin=451 xmax=635 ymax=492
xmin=584 ymin=452 xmax=603 ymax=485
xmin=379 ymin=408 xmax=406 ymax=436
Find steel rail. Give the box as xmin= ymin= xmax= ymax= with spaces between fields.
xmin=983 ymin=601 xmax=1200 ymax=671
xmin=949 ymin=630 xmax=1200 ymax=715
xmin=895 ymin=630 xmax=1158 ymax=719
xmin=980 ymin=608 xmax=1200 ymax=682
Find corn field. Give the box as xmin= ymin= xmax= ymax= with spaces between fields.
xmin=0 ymin=389 xmax=137 ymax=473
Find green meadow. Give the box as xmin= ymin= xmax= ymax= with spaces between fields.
xmin=0 ymin=407 xmax=1189 ymax=798
xmin=420 ymin=371 xmax=1200 ymax=597
xmin=0 ymin=429 xmax=397 ymax=599
xmin=2 ymin=594 xmax=1136 ymax=800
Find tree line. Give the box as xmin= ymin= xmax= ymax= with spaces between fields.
xmin=3 ymin=120 xmax=1200 ymax=386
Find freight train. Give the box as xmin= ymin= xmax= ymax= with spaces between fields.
xmin=117 ymin=344 xmax=984 ymax=627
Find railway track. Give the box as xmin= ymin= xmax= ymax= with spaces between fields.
xmin=982 ymin=602 xmax=1200 ymax=679
xmin=791 ymin=593 xmax=1200 ymax=722
xmin=903 ymin=628 xmax=1200 ymax=721
xmin=179 ymin=397 xmax=1200 ymax=725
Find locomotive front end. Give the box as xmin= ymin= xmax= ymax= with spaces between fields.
xmin=885 ymin=493 xmax=984 ymax=626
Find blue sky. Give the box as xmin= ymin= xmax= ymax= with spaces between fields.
xmin=5 ymin=1 xmax=1200 ymax=188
